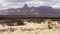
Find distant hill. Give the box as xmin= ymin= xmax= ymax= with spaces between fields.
xmin=0 ymin=4 xmax=60 ymax=16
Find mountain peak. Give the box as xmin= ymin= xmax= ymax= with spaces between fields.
xmin=22 ymin=4 xmax=29 ymax=9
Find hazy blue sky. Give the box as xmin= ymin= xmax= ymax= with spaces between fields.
xmin=0 ymin=0 xmax=60 ymax=9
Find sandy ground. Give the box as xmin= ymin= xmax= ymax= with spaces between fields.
xmin=0 ymin=22 xmax=60 ymax=34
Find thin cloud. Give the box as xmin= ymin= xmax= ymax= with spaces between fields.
xmin=5 ymin=0 xmax=32 ymax=2
xmin=0 ymin=0 xmax=60 ymax=9
xmin=52 ymin=3 xmax=60 ymax=8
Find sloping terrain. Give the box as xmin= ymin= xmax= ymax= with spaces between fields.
xmin=0 ymin=4 xmax=60 ymax=16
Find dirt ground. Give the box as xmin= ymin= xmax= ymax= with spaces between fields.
xmin=0 ymin=22 xmax=60 ymax=34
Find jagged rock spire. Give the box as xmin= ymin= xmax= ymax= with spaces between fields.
xmin=22 ymin=4 xmax=29 ymax=9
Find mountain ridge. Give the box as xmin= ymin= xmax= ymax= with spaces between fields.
xmin=0 ymin=4 xmax=60 ymax=15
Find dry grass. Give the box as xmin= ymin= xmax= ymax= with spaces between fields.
xmin=0 ymin=22 xmax=60 ymax=34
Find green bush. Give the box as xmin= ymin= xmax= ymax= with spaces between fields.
xmin=47 ymin=19 xmax=52 ymax=25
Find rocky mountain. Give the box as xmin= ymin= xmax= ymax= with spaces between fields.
xmin=0 ymin=4 xmax=60 ymax=16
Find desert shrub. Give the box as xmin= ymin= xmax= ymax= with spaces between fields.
xmin=44 ymin=19 xmax=53 ymax=29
